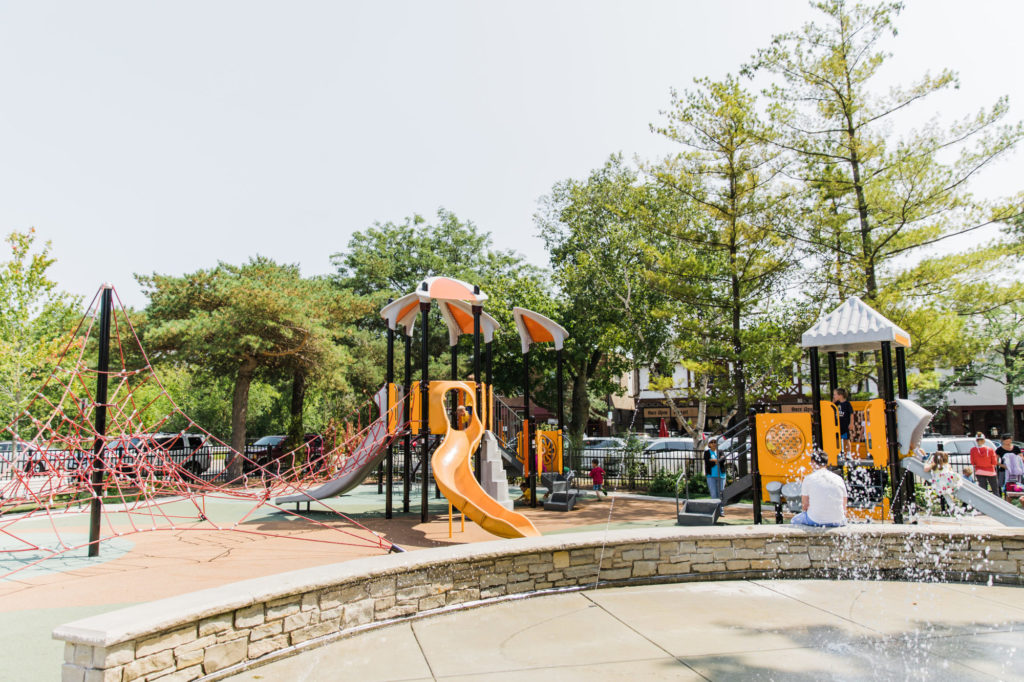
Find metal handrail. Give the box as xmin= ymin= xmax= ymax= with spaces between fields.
xmin=674 ymin=469 xmax=690 ymax=517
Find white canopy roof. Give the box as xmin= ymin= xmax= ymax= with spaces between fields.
xmin=800 ymin=296 xmax=911 ymax=352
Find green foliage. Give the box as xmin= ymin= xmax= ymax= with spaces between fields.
xmin=138 ymin=258 xmax=372 ymax=467
xmin=647 ymin=75 xmax=801 ymax=422
xmin=0 ymin=229 xmax=81 ymax=435
xmin=537 ymin=156 xmax=674 ymax=439
xmin=745 ymin=0 xmax=1024 ymax=378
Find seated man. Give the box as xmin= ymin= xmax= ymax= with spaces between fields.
xmin=791 ymin=450 xmax=847 ymax=527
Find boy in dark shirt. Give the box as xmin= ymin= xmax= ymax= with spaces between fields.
xmin=833 ymin=388 xmax=851 ymax=453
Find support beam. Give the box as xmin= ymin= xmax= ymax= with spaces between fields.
xmin=808 ymin=347 xmax=823 ymax=451
xmin=881 ymin=341 xmax=903 ymax=524
xmin=827 ymin=351 xmax=838 ymax=395
xmin=403 ymin=333 xmax=412 ymax=514
xmin=385 ymin=320 xmax=395 ymax=519
xmin=88 ymin=286 xmax=113 ymax=557
xmin=420 ymin=299 xmax=431 ymax=524
xmin=524 ymin=348 xmax=536 ymax=507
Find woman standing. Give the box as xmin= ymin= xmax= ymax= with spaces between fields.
xmin=969 ymin=433 xmax=1001 ymax=498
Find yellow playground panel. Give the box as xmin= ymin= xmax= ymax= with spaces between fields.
xmin=820 ymin=399 xmax=888 ymax=467
xmin=516 ymin=422 xmax=563 ymax=475
xmin=755 ymin=410 xmax=890 ymax=522
xmin=755 ymin=412 xmax=814 ymax=500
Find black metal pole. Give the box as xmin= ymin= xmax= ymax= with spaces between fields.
xmin=450 ymin=342 xmax=459 ymax=428
xmin=556 ymin=349 xmax=564 ymax=432
xmin=808 ymin=347 xmax=823 ymax=450
xmin=749 ymin=407 xmax=762 ymax=525
xmin=473 ymin=303 xmax=482 ymax=479
xmin=486 ymin=341 xmax=493 ymax=430
xmin=827 ymin=351 xmax=838 ymax=396
xmin=385 ymin=320 xmax=394 ymax=519
xmin=403 ymin=333 xmax=412 ymax=514
xmin=524 ymin=348 xmax=536 ymax=507
xmin=895 ymin=346 xmax=908 ymax=399
xmin=881 ymin=341 xmax=902 ymax=523
xmin=88 ymin=286 xmax=113 ymax=557
xmin=420 ymin=299 xmax=431 ymax=524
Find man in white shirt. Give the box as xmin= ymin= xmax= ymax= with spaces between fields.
xmin=790 ymin=451 xmax=847 ymax=527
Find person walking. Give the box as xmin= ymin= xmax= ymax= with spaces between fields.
xmin=970 ymin=433 xmax=1001 ymax=497
xmin=703 ymin=438 xmax=727 ymax=501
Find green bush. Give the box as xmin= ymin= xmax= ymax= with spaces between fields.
xmin=647 ymin=470 xmax=709 ymax=498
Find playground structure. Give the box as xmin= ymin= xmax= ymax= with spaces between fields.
xmin=0 ymin=276 xmax=576 ymax=578
xmin=746 ymin=296 xmax=1024 ymax=527
xmin=748 ymin=297 xmax=930 ymax=524
xmin=362 ymin=277 xmax=570 ymax=535
xmin=0 ymin=285 xmax=408 ymax=579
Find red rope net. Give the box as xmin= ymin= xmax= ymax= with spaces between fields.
xmin=0 ymin=286 xmax=408 ymax=579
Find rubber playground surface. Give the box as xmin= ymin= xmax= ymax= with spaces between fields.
xmin=0 ymin=486 xmax=1013 ymax=681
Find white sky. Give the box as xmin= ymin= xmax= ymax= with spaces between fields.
xmin=1 ymin=1 xmax=1021 ymax=308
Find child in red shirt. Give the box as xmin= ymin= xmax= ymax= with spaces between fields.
xmin=589 ymin=459 xmax=608 ymax=497
xmin=970 ymin=433 xmax=1001 ymax=498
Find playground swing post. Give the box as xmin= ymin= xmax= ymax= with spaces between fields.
xmin=88 ymin=285 xmax=113 ymax=558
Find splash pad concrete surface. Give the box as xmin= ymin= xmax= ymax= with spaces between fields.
xmin=3 ymin=487 xmax=1023 ymax=681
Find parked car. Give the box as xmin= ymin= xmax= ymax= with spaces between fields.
xmin=107 ymin=433 xmax=212 ymax=479
xmin=918 ymin=436 xmax=997 ymax=469
xmin=245 ymin=435 xmax=288 ymax=474
xmin=582 ymin=437 xmax=626 ymax=451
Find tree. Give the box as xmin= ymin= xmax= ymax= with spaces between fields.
xmin=537 ymin=156 xmax=675 ymax=441
xmin=647 ymin=76 xmax=801 ymax=419
xmin=0 ymin=229 xmax=80 ymax=436
xmin=138 ymin=258 xmax=370 ymax=477
xmin=746 ymin=0 xmax=1023 ymax=308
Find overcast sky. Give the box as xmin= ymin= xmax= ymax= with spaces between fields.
xmin=1 ymin=1 xmax=1021 ymax=307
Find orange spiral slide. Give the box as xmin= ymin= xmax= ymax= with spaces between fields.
xmin=427 ymin=381 xmax=540 ymax=539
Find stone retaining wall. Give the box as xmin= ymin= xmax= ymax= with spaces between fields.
xmin=54 ymin=525 xmax=1024 ymax=682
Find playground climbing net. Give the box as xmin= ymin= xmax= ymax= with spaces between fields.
xmin=0 ymin=286 xmax=407 ymax=579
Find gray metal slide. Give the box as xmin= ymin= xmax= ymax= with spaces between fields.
xmin=902 ymin=456 xmax=1024 ymax=527
xmin=276 ymin=386 xmax=392 ymax=505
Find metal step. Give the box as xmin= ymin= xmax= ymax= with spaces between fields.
xmin=684 ymin=499 xmax=722 ymax=516
xmin=722 ymin=473 xmax=753 ymax=505
xmin=676 ymin=512 xmax=717 ymax=526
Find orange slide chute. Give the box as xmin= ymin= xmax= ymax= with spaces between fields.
xmin=428 ymin=381 xmax=540 ymax=539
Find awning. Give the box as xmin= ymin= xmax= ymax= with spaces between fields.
xmin=801 ymin=296 xmax=911 ymax=352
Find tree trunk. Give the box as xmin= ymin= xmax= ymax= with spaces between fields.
xmin=289 ymin=369 xmax=307 ymax=471
xmin=1005 ymin=347 xmax=1016 ymax=439
xmin=229 ymin=355 xmax=258 ymax=479
xmin=570 ymin=370 xmax=589 ymax=443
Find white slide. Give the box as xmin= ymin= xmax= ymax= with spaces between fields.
xmin=276 ymin=386 xmax=393 ymax=505
xmin=902 ymin=456 xmax=1024 ymax=527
